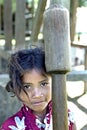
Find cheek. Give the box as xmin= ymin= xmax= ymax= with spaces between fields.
xmin=46 ymin=85 xmax=52 ymax=100
xmin=19 ymin=90 xmax=29 ymax=102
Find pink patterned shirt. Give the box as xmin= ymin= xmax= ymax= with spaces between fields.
xmin=0 ymin=101 xmax=75 ymax=130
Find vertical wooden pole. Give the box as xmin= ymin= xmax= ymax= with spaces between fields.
xmin=3 ymin=0 xmax=12 ymax=50
xmin=15 ymin=0 xmax=26 ymax=50
xmin=52 ymin=74 xmax=68 ymax=129
xmin=0 ymin=5 xmax=1 ymax=33
xmin=84 ymin=48 xmax=87 ymax=93
xmin=70 ymin=0 xmax=78 ymax=42
xmin=30 ymin=0 xmax=47 ymax=43
xmin=43 ymin=4 xmax=71 ymax=130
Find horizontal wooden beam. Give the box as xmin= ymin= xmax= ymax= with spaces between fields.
xmin=71 ymin=42 xmax=87 ymax=48
xmin=67 ymin=70 xmax=87 ymax=81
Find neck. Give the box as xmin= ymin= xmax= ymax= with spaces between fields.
xmin=33 ymin=109 xmax=47 ymax=122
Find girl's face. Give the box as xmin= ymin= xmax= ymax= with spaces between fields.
xmin=19 ymin=69 xmax=52 ymax=115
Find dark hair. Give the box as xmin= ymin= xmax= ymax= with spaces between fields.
xmin=6 ymin=47 xmax=46 ymax=95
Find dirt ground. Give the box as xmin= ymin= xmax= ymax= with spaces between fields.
xmin=67 ymin=81 xmax=87 ymax=130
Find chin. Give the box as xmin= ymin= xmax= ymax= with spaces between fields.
xmin=32 ymin=102 xmax=48 ymax=112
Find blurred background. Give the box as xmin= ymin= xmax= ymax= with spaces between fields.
xmin=0 ymin=0 xmax=87 ymax=129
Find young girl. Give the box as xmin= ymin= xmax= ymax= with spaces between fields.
xmin=0 ymin=47 xmax=77 ymax=130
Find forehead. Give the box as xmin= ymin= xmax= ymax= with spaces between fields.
xmin=22 ymin=69 xmax=49 ymax=83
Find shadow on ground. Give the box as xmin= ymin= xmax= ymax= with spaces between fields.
xmin=67 ymin=81 xmax=87 ymax=130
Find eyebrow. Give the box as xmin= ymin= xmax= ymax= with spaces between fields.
xmin=23 ymin=78 xmax=49 ymax=85
xmin=39 ymin=78 xmax=49 ymax=83
xmin=23 ymin=82 xmax=32 ymax=85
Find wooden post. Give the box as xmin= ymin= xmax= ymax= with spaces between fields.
xmin=30 ymin=0 xmax=47 ymax=43
xmin=84 ymin=48 xmax=87 ymax=93
xmin=0 ymin=5 xmax=1 ymax=33
xmin=15 ymin=0 xmax=26 ymax=50
xmin=43 ymin=4 xmax=71 ymax=130
xmin=3 ymin=0 xmax=12 ymax=50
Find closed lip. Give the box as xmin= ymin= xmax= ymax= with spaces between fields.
xmin=32 ymin=101 xmax=45 ymax=105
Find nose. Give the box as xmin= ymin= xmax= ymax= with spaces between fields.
xmin=32 ymin=87 xmax=43 ymax=98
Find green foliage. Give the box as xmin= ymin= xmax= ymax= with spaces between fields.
xmin=79 ymin=0 xmax=87 ymax=7
xmin=0 ymin=0 xmax=3 ymax=5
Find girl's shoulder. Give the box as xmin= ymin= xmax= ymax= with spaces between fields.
xmin=0 ymin=107 xmax=24 ymax=130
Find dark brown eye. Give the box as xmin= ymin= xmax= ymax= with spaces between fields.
xmin=23 ymin=84 xmax=32 ymax=90
xmin=40 ymin=82 xmax=48 ymax=88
